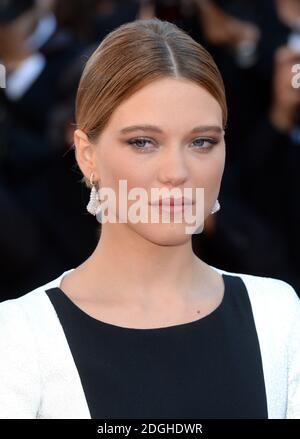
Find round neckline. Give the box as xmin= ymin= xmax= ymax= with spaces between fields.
xmin=50 ymin=273 xmax=228 ymax=332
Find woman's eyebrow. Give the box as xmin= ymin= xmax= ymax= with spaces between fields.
xmin=118 ymin=124 xmax=223 ymax=135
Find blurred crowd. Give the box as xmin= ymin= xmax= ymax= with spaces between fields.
xmin=1 ymin=0 xmax=300 ymax=301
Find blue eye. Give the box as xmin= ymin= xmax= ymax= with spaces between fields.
xmin=127 ymin=138 xmax=153 ymax=151
xmin=192 ymin=138 xmax=218 ymax=149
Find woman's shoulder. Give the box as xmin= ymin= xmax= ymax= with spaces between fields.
xmin=212 ymin=264 xmax=299 ymax=299
xmin=0 ymin=268 xmax=75 ymax=314
xmin=0 ymin=268 xmax=76 ymax=339
xmin=212 ymin=267 xmax=300 ymax=328
xmin=210 ymin=264 xmax=300 ymax=322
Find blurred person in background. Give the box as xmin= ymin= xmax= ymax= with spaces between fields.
xmin=0 ymin=0 xmax=95 ymax=300
xmin=237 ymin=0 xmax=300 ymax=293
xmin=0 ymin=0 xmax=52 ymax=298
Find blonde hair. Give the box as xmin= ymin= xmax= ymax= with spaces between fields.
xmin=75 ymin=18 xmax=227 ymax=188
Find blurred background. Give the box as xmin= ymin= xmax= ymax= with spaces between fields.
xmin=1 ymin=0 xmax=300 ymax=301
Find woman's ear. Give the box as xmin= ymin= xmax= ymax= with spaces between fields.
xmin=74 ymin=129 xmax=98 ymax=182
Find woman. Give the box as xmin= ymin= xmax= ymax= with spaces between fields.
xmin=0 ymin=18 xmax=299 ymax=419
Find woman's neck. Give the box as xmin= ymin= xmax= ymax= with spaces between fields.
xmin=76 ymin=223 xmax=212 ymax=305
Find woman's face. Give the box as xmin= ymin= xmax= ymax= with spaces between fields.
xmin=75 ymin=77 xmax=225 ymax=245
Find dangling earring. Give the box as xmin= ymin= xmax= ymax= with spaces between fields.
xmin=86 ymin=172 xmax=102 ymax=221
xmin=211 ymin=199 xmax=220 ymax=214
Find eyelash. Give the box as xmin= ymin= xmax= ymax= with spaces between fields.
xmin=126 ymin=137 xmax=218 ymax=152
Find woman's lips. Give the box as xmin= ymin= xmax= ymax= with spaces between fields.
xmin=149 ymin=197 xmax=195 ymax=213
xmin=150 ymin=197 xmax=194 ymax=206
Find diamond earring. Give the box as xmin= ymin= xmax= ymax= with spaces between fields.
xmin=211 ymin=199 xmax=220 ymax=214
xmin=86 ymin=173 xmax=102 ymax=220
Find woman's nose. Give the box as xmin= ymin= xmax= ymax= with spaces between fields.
xmin=157 ymin=147 xmax=189 ymax=186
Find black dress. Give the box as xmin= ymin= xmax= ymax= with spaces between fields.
xmin=45 ymin=273 xmax=268 ymax=419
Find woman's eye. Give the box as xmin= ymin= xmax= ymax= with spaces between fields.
xmin=192 ymin=138 xmax=218 ymax=149
xmin=127 ymin=138 xmax=154 ymax=152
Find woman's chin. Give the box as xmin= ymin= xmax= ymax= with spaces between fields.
xmin=128 ymin=221 xmax=204 ymax=246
